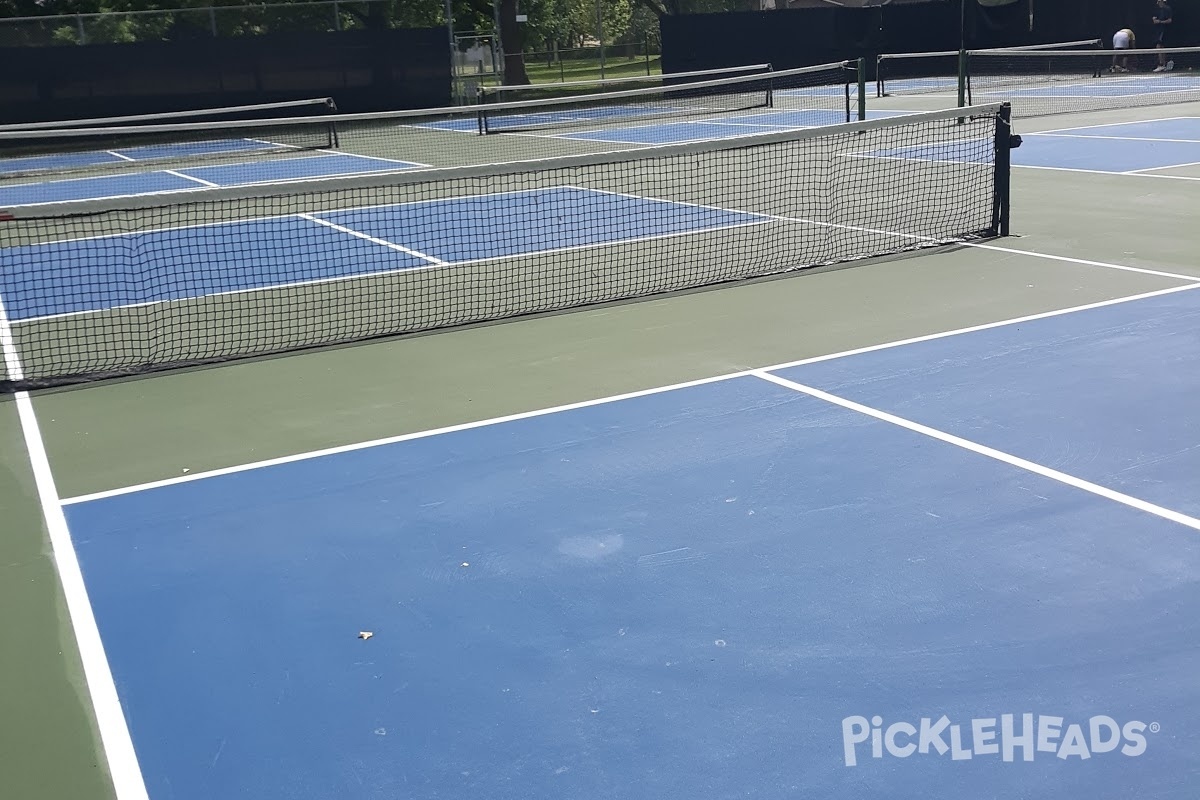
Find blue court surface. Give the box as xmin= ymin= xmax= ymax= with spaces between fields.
xmin=61 ymin=284 xmax=1200 ymax=799
xmin=1012 ymin=116 xmax=1200 ymax=173
xmin=0 ymin=136 xmax=286 ymax=177
xmin=0 ymin=153 xmax=426 ymax=206
xmin=1 ymin=187 xmax=766 ymax=320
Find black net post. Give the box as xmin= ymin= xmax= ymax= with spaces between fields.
xmin=857 ymin=58 xmax=867 ymax=121
xmin=957 ymin=49 xmax=968 ymax=108
xmin=993 ymin=102 xmax=1012 ymax=237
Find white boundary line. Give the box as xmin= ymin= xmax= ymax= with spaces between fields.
xmin=1125 ymin=159 xmax=1200 ymax=174
xmin=162 ymin=169 xmax=219 ymax=188
xmin=1030 ymin=133 xmax=1200 ymax=143
xmin=106 ymin=151 xmax=136 ymax=162
xmin=752 ymin=370 xmax=1200 ymax=532
xmin=1029 ymin=115 xmax=1199 ymax=134
xmin=1013 ymin=162 xmax=1200 ymax=182
xmin=59 ymin=281 xmax=1200 ymax=505
xmin=298 ymin=214 xmax=446 ymax=265
xmin=0 ymin=293 xmax=148 ymax=798
xmin=963 ymin=243 xmax=1200 ymax=282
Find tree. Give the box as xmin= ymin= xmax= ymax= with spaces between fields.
xmin=631 ymin=0 xmax=743 ymax=17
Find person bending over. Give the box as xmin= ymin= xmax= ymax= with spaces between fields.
xmin=1112 ymin=27 xmax=1136 ymax=72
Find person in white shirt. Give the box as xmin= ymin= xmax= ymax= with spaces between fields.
xmin=1112 ymin=28 xmax=1136 ymax=72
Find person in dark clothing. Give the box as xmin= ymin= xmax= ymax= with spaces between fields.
xmin=1153 ymin=0 xmax=1174 ymax=72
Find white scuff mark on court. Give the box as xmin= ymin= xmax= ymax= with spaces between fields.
xmin=559 ymin=533 xmax=624 ymax=560
xmin=210 ymin=738 xmax=226 ymax=768
xmin=725 ymin=497 xmax=737 ymax=503
xmin=925 ymin=511 xmax=941 ymax=518
xmin=460 ymin=561 xmax=470 ymax=567
xmin=358 ymin=631 xmax=374 ymax=640
xmin=374 ymin=728 xmax=387 ymax=736
xmin=637 ymin=547 xmax=708 ymax=568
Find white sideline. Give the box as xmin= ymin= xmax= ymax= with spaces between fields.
xmin=0 ymin=290 xmax=148 ymax=800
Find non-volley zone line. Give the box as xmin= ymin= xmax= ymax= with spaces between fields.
xmin=61 ymin=280 xmax=1200 ymax=506
xmin=1 ymin=186 xmax=772 ymax=322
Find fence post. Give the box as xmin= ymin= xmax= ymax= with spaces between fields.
xmin=491 ymin=0 xmax=505 ymax=84
xmin=595 ymin=0 xmax=605 ymax=79
xmin=76 ymin=14 xmax=86 ymax=44
xmin=209 ymin=7 xmax=217 ymax=37
xmin=333 ymin=0 xmax=341 ymax=31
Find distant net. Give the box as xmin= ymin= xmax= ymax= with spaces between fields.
xmin=0 ymin=98 xmax=338 ymax=132
xmin=477 ymin=64 xmax=772 ymax=103
xmin=478 ymin=62 xmax=858 ymax=134
xmin=0 ymin=65 xmax=859 ymax=195
xmin=967 ymin=45 xmax=1200 ymax=117
xmin=0 ymin=116 xmax=342 ymax=183
xmin=0 ymin=103 xmax=1012 ymax=391
xmin=877 ymin=40 xmax=1102 ymax=99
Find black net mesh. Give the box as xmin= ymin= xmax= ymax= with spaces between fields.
xmin=0 ymin=104 xmax=1010 ymax=391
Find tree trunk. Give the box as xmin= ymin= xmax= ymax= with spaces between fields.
xmin=498 ymin=0 xmax=530 ymax=85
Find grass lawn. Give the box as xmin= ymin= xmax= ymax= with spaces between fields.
xmin=522 ymin=55 xmax=662 ymax=85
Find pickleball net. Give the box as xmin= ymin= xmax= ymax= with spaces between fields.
xmin=878 ymin=41 xmax=1200 ymax=117
xmin=0 ymin=103 xmax=1013 ymax=391
xmin=877 ymin=40 xmax=1102 ymax=99
xmin=967 ymin=45 xmax=1200 ymax=116
xmin=476 ymin=61 xmax=859 ymax=134
xmin=0 ymin=97 xmax=339 ymax=133
xmin=476 ymin=63 xmax=773 ymax=104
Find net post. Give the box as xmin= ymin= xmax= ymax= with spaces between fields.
xmin=767 ymin=64 xmax=775 ymax=109
xmin=856 ymin=57 xmax=867 ymax=121
xmin=957 ymin=48 xmax=968 ymax=108
xmin=875 ymin=55 xmax=884 ymax=98
xmin=993 ymin=102 xmax=1013 ymax=237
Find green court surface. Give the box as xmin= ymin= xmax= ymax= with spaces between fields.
xmin=2 ymin=95 xmax=1200 ymax=800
